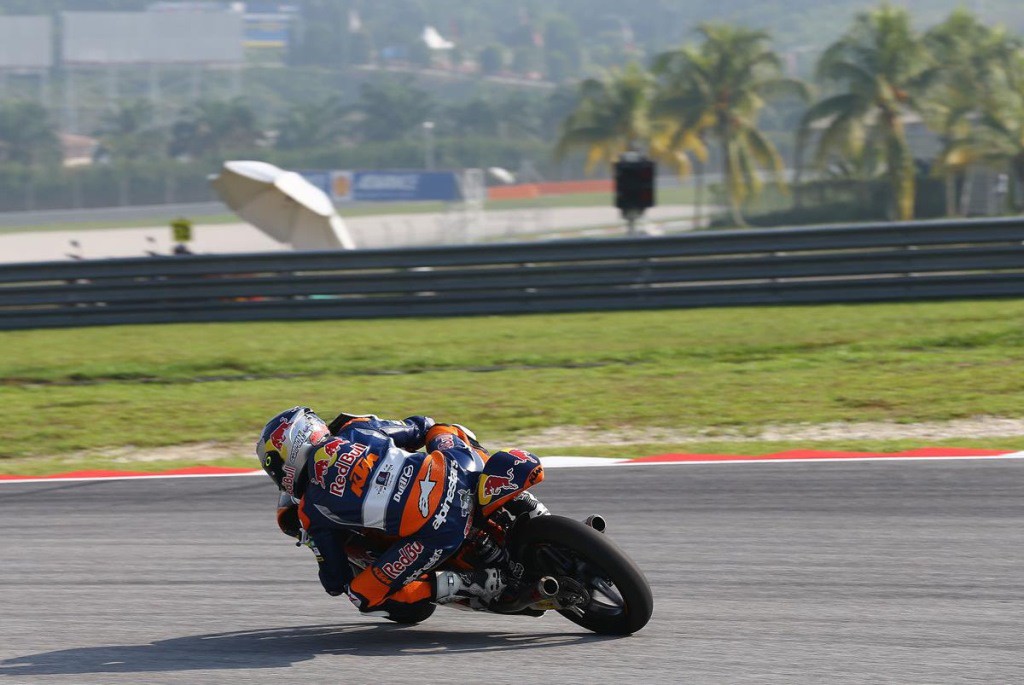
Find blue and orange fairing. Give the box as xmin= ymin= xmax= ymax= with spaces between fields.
xmin=476 ymin=448 xmax=544 ymax=516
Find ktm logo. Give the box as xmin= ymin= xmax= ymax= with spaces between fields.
xmin=348 ymin=453 xmax=379 ymax=498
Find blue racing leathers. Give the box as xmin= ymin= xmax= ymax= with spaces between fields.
xmin=295 ymin=416 xmax=483 ymax=611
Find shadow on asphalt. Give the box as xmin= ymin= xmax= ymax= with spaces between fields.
xmin=0 ymin=623 xmax=618 ymax=676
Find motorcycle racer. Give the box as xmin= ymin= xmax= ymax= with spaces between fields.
xmin=257 ymin=407 xmax=543 ymax=619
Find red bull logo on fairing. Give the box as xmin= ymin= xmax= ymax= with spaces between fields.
xmin=478 ymin=467 xmax=518 ymax=505
xmin=508 ymin=449 xmax=537 ymax=465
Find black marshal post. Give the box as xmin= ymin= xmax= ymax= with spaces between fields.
xmin=614 ymin=152 xmax=656 ymax=234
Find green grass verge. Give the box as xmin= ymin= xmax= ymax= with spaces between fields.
xmin=2 ymin=299 xmax=1023 ymax=473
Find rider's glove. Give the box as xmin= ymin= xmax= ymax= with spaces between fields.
xmin=276 ymin=492 xmax=302 ymax=539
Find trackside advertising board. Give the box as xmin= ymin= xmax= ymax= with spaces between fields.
xmin=299 ymin=170 xmax=462 ymax=203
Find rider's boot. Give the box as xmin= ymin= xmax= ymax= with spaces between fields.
xmin=433 ymin=568 xmax=508 ymax=609
xmin=492 ymin=491 xmax=549 ymax=529
xmin=506 ymin=491 xmax=549 ymax=519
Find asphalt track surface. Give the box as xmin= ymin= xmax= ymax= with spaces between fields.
xmin=1 ymin=460 xmax=1022 ymax=684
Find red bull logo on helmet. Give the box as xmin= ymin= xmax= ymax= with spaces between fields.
xmin=269 ymin=419 xmax=292 ymax=452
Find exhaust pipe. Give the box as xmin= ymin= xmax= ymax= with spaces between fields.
xmin=538 ymin=576 xmax=560 ymax=597
xmin=584 ymin=514 xmax=606 ymax=533
xmin=493 ymin=576 xmax=560 ymax=614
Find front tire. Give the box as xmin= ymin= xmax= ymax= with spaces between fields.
xmin=514 ymin=515 xmax=653 ymax=635
xmin=381 ymin=600 xmax=436 ymax=624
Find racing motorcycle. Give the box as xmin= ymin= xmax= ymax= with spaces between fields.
xmin=342 ymin=448 xmax=654 ymax=635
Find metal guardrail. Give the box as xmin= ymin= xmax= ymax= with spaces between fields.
xmin=2 ymin=217 xmax=1023 ymax=330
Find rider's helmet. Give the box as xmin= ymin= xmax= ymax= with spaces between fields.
xmin=256 ymin=406 xmax=330 ymax=497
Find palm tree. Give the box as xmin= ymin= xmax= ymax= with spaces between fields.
xmin=922 ymin=9 xmax=1020 ymax=216
xmin=95 ymin=99 xmax=167 ymax=206
xmin=554 ymin=61 xmax=654 ymax=173
xmin=650 ymin=45 xmax=713 ymax=224
xmin=0 ymin=100 xmax=60 ymax=167
xmin=275 ymin=96 xmax=344 ymax=151
xmin=799 ymin=5 xmax=934 ymax=221
xmin=346 ymin=79 xmax=436 ymax=144
xmin=169 ymin=98 xmax=262 ymax=160
xmin=96 ymin=99 xmax=166 ymax=163
xmin=652 ymin=25 xmax=807 ymax=227
xmin=0 ymin=100 xmax=60 ymax=211
xmin=957 ymin=52 xmax=1024 ymax=212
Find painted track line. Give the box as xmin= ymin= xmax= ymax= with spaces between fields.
xmin=0 ymin=449 xmax=1022 ymax=485
xmin=619 ymin=453 xmax=1024 ymax=466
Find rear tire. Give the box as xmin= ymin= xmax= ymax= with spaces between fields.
xmin=514 ymin=515 xmax=653 ymax=635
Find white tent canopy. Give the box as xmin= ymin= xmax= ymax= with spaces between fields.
xmin=422 ymin=25 xmax=454 ymax=50
xmin=211 ymin=160 xmax=355 ymax=250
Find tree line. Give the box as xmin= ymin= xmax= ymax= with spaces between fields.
xmin=1 ymin=3 xmax=1021 ymax=223
xmin=0 ymin=82 xmax=569 ymax=165
xmin=556 ymin=4 xmax=1024 ymax=225
xmin=0 ymin=77 xmax=581 ymax=211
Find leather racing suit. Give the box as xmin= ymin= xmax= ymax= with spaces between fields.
xmin=289 ymin=414 xmax=485 ymax=614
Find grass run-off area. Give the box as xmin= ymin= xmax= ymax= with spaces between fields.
xmin=2 ymin=299 xmax=1023 ymax=474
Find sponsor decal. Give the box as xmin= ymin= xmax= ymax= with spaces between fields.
xmin=381 ymin=541 xmax=425 ymax=580
xmin=312 ymin=449 xmax=333 ymax=488
xmin=348 ymin=453 xmax=379 ymax=498
xmin=458 ymin=488 xmax=472 ymax=518
xmin=269 ymin=419 xmax=292 ymax=451
xmin=371 ymin=566 xmax=393 ymax=586
xmin=355 ymin=172 xmax=419 ymax=192
xmin=417 ymin=460 xmax=437 ymax=517
xmin=281 ymin=464 xmax=296 ymax=494
xmin=305 ymin=537 xmax=324 ymax=564
xmin=372 ymin=465 xmax=393 ymax=495
xmin=433 ymin=433 xmax=456 ymax=451
xmin=392 ymin=464 xmax=414 ymax=504
xmin=508 ymin=449 xmax=537 ymax=465
xmin=508 ymin=560 xmax=525 ymax=580
xmin=478 ymin=467 xmax=518 ymax=504
xmin=331 ymin=170 xmax=352 ymax=201
xmin=324 ymin=440 xmax=370 ymax=497
xmin=527 ymin=465 xmax=543 ymax=485
xmin=403 ymin=547 xmax=445 ymax=584
xmin=431 ymin=461 xmax=460 ymax=531
xmin=322 ymin=438 xmax=350 ymax=461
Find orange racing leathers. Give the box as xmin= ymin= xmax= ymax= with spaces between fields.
xmin=295 ymin=415 xmax=483 ymax=613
